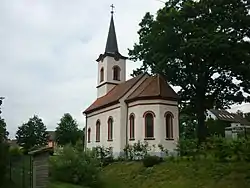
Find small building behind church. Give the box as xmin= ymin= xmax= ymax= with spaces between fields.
xmin=83 ymin=11 xmax=179 ymax=157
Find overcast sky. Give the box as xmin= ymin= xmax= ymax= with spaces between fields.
xmin=0 ymin=0 xmax=249 ymax=138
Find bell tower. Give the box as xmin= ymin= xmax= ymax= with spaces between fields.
xmin=96 ymin=5 xmax=127 ymax=98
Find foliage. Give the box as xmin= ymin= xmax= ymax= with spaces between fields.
xmin=176 ymin=138 xmax=198 ymax=157
xmin=55 ymin=113 xmax=83 ymax=146
xmin=177 ymin=136 xmax=250 ymax=162
xmin=102 ymin=160 xmax=250 ymax=188
xmin=142 ymin=155 xmax=162 ymax=167
xmin=16 ymin=115 xmax=48 ymax=152
xmin=0 ymin=142 xmax=9 ymax=185
xmin=179 ymin=114 xmax=197 ymax=139
xmin=9 ymin=146 xmax=23 ymax=157
xmin=206 ymin=119 xmax=230 ymax=137
xmin=50 ymin=145 xmax=101 ymax=188
xmin=128 ymin=0 xmax=250 ymax=142
xmin=0 ymin=98 xmax=8 ymax=142
xmin=0 ymin=97 xmax=9 ymax=186
xmin=123 ymin=141 xmax=151 ymax=160
xmin=92 ymin=146 xmax=114 ymax=166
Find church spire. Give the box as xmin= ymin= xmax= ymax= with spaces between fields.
xmin=105 ymin=4 xmax=119 ymax=54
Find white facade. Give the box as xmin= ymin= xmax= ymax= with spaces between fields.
xmin=97 ymin=56 xmax=126 ymax=98
xmin=85 ymin=73 xmax=179 ymax=157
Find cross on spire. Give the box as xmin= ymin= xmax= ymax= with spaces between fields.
xmin=110 ymin=4 xmax=115 ymax=14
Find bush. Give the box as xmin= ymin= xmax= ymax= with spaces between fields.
xmin=176 ymin=136 xmax=250 ymax=162
xmin=176 ymin=138 xmax=198 ymax=157
xmin=93 ymin=146 xmax=114 ymax=166
xmin=0 ymin=142 xmax=9 ymax=184
xmin=142 ymin=155 xmax=162 ymax=167
xmin=124 ymin=141 xmax=151 ymax=160
xmin=9 ymin=146 xmax=22 ymax=157
xmin=50 ymin=145 xmax=101 ymax=188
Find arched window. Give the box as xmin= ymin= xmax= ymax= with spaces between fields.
xmin=96 ymin=120 xmax=101 ymax=142
xmin=107 ymin=117 xmax=113 ymax=141
xmin=144 ymin=111 xmax=155 ymax=139
xmin=165 ymin=112 xmax=174 ymax=139
xmin=100 ymin=67 xmax=104 ymax=82
xmin=129 ymin=114 xmax=135 ymax=140
xmin=113 ymin=66 xmax=120 ymax=81
xmin=87 ymin=128 xmax=91 ymax=143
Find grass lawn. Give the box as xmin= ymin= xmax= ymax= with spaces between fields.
xmin=48 ymin=181 xmax=85 ymax=188
xmin=101 ymin=160 xmax=250 ymax=188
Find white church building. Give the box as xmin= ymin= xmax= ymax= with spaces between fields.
xmin=83 ymin=11 xmax=179 ymax=156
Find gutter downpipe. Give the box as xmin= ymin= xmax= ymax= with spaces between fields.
xmin=124 ymin=102 xmax=128 ymax=157
xmin=84 ymin=113 xmax=88 ymax=151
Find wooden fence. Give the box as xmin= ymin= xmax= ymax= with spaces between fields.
xmin=7 ymin=147 xmax=52 ymax=188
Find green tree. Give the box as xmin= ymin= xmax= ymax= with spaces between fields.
xmin=0 ymin=98 xmax=8 ymax=142
xmin=179 ymin=114 xmax=197 ymax=139
xmin=245 ymin=112 xmax=250 ymax=122
xmin=128 ymin=0 xmax=250 ymax=142
xmin=16 ymin=115 xmax=48 ymax=151
xmin=55 ymin=113 xmax=82 ymax=146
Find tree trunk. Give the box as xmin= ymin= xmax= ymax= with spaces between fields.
xmin=196 ymin=72 xmax=208 ymax=144
xmin=196 ymin=99 xmax=207 ymax=144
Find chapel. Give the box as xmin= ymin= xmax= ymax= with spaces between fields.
xmin=83 ymin=9 xmax=179 ymax=157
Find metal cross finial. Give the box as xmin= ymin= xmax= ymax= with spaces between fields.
xmin=110 ymin=4 xmax=115 ymax=14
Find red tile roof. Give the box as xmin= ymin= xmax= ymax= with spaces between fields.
xmin=83 ymin=74 xmax=145 ymax=113
xmin=126 ymin=74 xmax=178 ymax=102
xmin=83 ymin=74 xmax=178 ymax=114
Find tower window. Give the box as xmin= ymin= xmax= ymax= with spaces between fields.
xmin=113 ymin=66 xmax=120 ymax=81
xmin=165 ymin=112 xmax=174 ymax=140
xmin=100 ymin=67 xmax=104 ymax=82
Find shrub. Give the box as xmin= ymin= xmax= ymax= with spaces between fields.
xmin=93 ymin=146 xmax=114 ymax=166
xmin=0 ymin=142 xmax=9 ymax=184
xmin=124 ymin=141 xmax=151 ymax=160
xmin=142 ymin=155 xmax=162 ymax=167
xmin=176 ymin=138 xmax=198 ymax=157
xmin=50 ymin=145 xmax=101 ymax=187
xmin=176 ymin=136 xmax=250 ymax=162
xmin=9 ymin=146 xmax=22 ymax=157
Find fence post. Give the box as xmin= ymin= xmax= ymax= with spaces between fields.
xmin=9 ymin=157 xmax=11 ymax=181
xmin=22 ymin=157 xmax=25 ymax=188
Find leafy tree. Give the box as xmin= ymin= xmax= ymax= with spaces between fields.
xmin=16 ymin=115 xmax=48 ymax=151
xmin=128 ymin=0 xmax=250 ymax=142
xmin=55 ymin=113 xmax=82 ymax=146
xmin=206 ymin=119 xmax=230 ymax=137
xmin=0 ymin=98 xmax=8 ymax=142
xmin=245 ymin=112 xmax=250 ymax=122
xmin=179 ymin=114 xmax=197 ymax=139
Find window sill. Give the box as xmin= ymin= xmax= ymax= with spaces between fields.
xmin=96 ymin=141 xmax=100 ymax=143
xmin=107 ymin=139 xmax=113 ymax=142
xmin=165 ymin=138 xmax=174 ymax=140
xmin=129 ymin=138 xmax=135 ymax=141
xmin=144 ymin=138 xmax=155 ymax=140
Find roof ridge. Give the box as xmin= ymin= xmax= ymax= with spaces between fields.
xmin=137 ymin=77 xmax=156 ymax=97
xmin=119 ymin=73 xmax=146 ymax=99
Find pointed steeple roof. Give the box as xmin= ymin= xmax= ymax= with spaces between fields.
xmin=105 ymin=14 xmax=119 ymax=54
xmin=96 ymin=8 xmax=127 ymax=62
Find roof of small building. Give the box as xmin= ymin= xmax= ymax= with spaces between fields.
xmin=83 ymin=74 xmax=178 ymax=114
xmin=209 ymin=109 xmax=250 ymax=125
xmin=47 ymin=131 xmax=55 ymax=141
